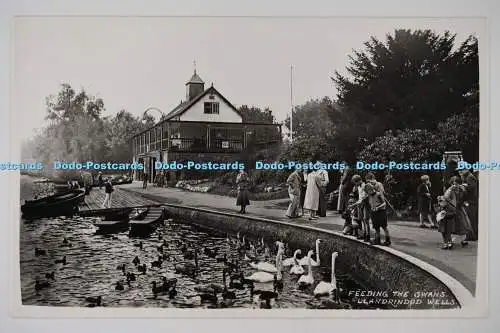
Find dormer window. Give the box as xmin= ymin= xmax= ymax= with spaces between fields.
xmin=204 ymin=102 xmax=219 ymax=114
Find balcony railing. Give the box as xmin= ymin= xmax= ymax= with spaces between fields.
xmin=169 ymin=138 xmax=243 ymax=153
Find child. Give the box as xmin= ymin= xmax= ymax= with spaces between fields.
xmin=348 ymin=175 xmax=371 ymax=243
xmin=365 ymin=183 xmax=391 ymax=246
xmin=343 ymin=194 xmax=361 ymax=237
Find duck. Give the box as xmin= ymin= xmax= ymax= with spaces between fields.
xmin=162 ymin=277 xmax=177 ymax=292
xmin=62 ymin=238 xmax=72 ymax=247
xmin=283 ymin=249 xmax=302 ymax=267
xmin=132 ymin=256 xmax=140 ymax=266
xmin=126 ymin=272 xmax=136 ymax=282
xmin=183 ymin=249 xmax=196 ymax=260
xmin=116 ymin=264 xmax=126 ymax=271
xmin=204 ymin=247 xmax=218 ymax=258
xmin=54 ymin=256 xmax=67 ymax=265
xmin=137 ymin=264 xmax=147 ymax=274
xmin=151 ymin=256 xmax=163 ymax=268
xmin=313 ymin=252 xmax=339 ymax=297
xmin=174 ymin=251 xmax=198 ymax=278
xmin=115 ymin=281 xmax=125 ymax=290
xmin=35 ymin=278 xmax=50 ymax=291
xmin=219 ymin=268 xmax=236 ymax=299
xmin=168 ymin=284 xmax=177 ymax=299
xmin=44 ymin=271 xmax=55 ymax=280
xmin=134 ymin=241 xmax=143 ymax=250
xmin=224 ymin=259 xmax=239 ymax=273
xmin=34 ymin=247 xmax=46 ymax=256
xmin=85 ymin=295 xmax=102 ymax=306
xmin=151 ymin=281 xmax=164 ymax=297
xmin=157 ymin=244 xmax=164 ymax=252
xmin=215 ymin=253 xmax=227 ymax=263
xmin=229 ymin=272 xmax=245 ymax=289
xmin=297 ymin=250 xmax=315 ymax=288
xmin=298 ymin=239 xmax=322 ymax=266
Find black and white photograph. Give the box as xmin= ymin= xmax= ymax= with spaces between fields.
xmin=10 ymin=15 xmax=487 ymax=316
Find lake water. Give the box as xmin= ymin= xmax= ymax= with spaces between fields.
xmin=20 ymin=176 xmax=380 ymax=309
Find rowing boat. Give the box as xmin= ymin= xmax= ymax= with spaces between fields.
xmin=21 ymin=189 xmax=85 ymax=219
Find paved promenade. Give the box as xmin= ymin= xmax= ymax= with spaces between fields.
xmin=119 ymin=182 xmax=477 ymax=295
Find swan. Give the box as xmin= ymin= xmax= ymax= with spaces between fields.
xmin=297 ymin=250 xmax=315 ymax=287
xmin=298 ymin=239 xmax=322 ymax=266
xmin=245 ymin=249 xmax=283 ymax=283
xmin=289 ymin=256 xmax=305 ymax=275
xmin=283 ymin=249 xmax=302 ymax=267
xmin=313 ymin=252 xmax=338 ymax=297
xmin=249 ymin=245 xmax=284 ymax=273
xmin=249 ymin=261 xmax=278 ymax=273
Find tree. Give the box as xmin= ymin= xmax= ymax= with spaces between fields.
xmin=45 ymin=83 xmax=104 ymax=121
xmin=105 ymin=110 xmax=146 ymax=162
xmin=332 ymin=30 xmax=479 ymax=152
xmin=282 ymin=97 xmax=341 ymax=161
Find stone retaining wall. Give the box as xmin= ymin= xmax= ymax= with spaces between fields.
xmin=162 ymin=204 xmax=471 ymax=310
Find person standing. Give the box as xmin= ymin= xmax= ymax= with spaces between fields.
xmin=316 ymin=162 xmax=329 ymax=217
xmin=143 ymin=172 xmax=148 ymax=190
xmin=303 ymin=169 xmax=321 ymax=220
xmin=348 ymin=175 xmax=371 ymax=242
xmin=437 ymin=176 xmax=473 ymax=249
xmin=365 ymin=183 xmax=391 ymax=246
xmin=365 ymin=172 xmax=384 ymax=193
xmin=102 ymin=178 xmax=114 ymax=208
xmin=337 ymin=165 xmax=353 ymax=214
xmin=97 ymin=172 xmax=103 ymax=189
xmin=285 ymin=168 xmax=302 ymax=218
xmin=417 ymin=175 xmax=437 ymax=228
xmin=298 ymin=170 xmax=308 ymax=216
xmin=459 ymin=169 xmax=478 ymax=241
xmin=236 ymin=169 xmax=250 ymax=214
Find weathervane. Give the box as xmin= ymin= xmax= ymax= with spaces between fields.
xmin=193 ymin=60 xmax=196 ymax=73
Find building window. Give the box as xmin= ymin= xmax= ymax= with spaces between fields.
xmin=204 ymin=102 xmax=219 ymax=114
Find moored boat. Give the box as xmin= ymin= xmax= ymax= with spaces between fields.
xmin=94 ymin=208 xmax=149 ymax=234
xmin=21 ymin=189 xmax=86 ymax=219
xmin=129 ymin=207 xmax=164 ymax=235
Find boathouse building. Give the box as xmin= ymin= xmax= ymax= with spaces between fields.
xmin=130 ymin=70 xmax=282 ymax=182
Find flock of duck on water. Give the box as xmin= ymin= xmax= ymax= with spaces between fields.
xmin=32 ymin=218 xmax=348 ymax=309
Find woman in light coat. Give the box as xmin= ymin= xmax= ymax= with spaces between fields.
xmin=303 ymin=170 xmax=321 ymax=220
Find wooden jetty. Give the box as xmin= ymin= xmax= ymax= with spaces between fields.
xmin=78 ymin=187 xmax=161 ymax=218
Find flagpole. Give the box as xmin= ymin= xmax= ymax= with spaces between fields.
xmin=290 ymin=65 xmax=293 ymax=142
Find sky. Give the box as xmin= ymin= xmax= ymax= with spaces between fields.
xmin=12 ymin=17 xmax=484 ymax=140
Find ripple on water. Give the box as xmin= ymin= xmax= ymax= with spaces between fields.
xmin=20 ymin=213 xmax=379 ymax=309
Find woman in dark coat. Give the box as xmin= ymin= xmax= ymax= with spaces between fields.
xmin=437 ymin=176 xmax=474 ymax=249
xmin=299 ymin=170 xmax=308 ymax=216
xmin=236 ymin=169 xmax=250 ymax=214
xmin=417 ymin=175 xmax=436 ymax=228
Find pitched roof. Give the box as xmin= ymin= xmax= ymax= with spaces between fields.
xmin=163 ymin=86 xmax=242 ymax=121
xmin=186 ymin=70 xmax=204 ymax=85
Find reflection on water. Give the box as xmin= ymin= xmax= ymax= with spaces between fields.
xmin=19 ymin=176 xmax=378 ymax=309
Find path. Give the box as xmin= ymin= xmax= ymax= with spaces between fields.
xmin=117 ymin=182 xmax=477 ymax=295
